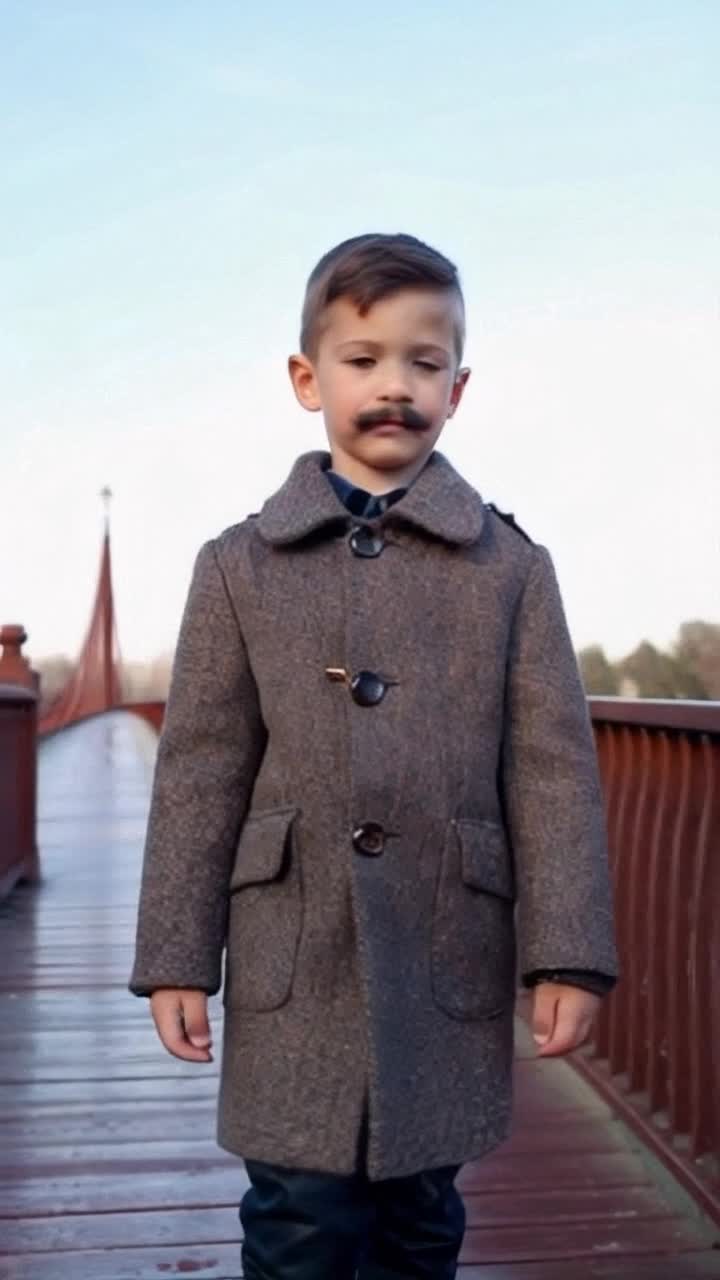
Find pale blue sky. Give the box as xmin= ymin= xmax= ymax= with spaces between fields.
xmin=2 ymin=1 xmax=718 ymax=662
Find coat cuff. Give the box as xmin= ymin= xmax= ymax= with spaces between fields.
xmin=128 ymin=981 xmax=217 ymax=999
xmin=522 ymin=968 xmax=617 ymax=997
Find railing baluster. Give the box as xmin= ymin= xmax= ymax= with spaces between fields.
xmin=688 ymin=735 xmax=718 ymax=1162
xmin=593 ymin=722 xmax=615 ymax=1062
xmin=647 ymin=730 xmax=672 ymax=1116
xmin=667 ymin=734 xmax=693 ymax=1138
xmin=578 ymin=699 xmax=720 ymax=1224
xmin=626 ymin=727 xmax=651 ymax=1093
xmin=608 ymin=725 xmax=634 ymax=1076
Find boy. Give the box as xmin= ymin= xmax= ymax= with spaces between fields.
xmin=129 ymin=233 xmax=618 ymax=1279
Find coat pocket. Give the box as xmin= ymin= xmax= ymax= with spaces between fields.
xmin=431 ymin=818 xmax=516 ymax=1020
xmin=224 ymin=805 xmax=302 ymax=1012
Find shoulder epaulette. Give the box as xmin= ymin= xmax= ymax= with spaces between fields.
xmin=485 ymin=502 xmax=534 ymax=545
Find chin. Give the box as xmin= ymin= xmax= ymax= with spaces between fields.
xmin=357 ymin=436 xmax=430 ymax=469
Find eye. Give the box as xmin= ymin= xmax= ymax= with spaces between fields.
xmin=346 ymin=357 xmax=375 ymax=368
xmin=415 ymin=360 xmax=441 ymax=371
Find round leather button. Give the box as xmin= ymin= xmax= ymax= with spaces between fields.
xmin=350 ymin=670 xmax=387 ymax=706
xmin=349 ymin=526 xmax=385 ymax=558
xmin=352 ymin=822 xmax=386 ymax=857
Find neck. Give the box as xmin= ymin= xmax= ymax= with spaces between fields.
xmin=328 ymin=447 xmax=431 ymax=494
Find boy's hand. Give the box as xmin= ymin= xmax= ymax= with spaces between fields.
xmin=150 ymin=989 xmax=213 ymax=1063
xmin=531 ymin=981 xmax=600 ymax=1057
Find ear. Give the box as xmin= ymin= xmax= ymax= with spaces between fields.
xmin=447 ymin=366 xmax=471 ymax=418
xmin=288 ymin=353 xmax=322 ymax=412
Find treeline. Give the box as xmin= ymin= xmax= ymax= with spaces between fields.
xmin=578 ymin=621 xmax=719 ymax=699
xmin=33 ymin=620 xmax=719 ymax=710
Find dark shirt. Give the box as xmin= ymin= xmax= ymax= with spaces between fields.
xmin=326 ymin=469 xmax=407 ymax=519
xmin=324 ymin=468 xmax=616 ymax=1000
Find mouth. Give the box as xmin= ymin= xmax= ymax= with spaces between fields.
xmin=365 ymin=418 xmax=408 ymax=431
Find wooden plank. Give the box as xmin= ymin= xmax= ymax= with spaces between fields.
xmin=0 ymin=1244 xmax=242 ymax=1279
xmin=0 ymin=1076 xmax=219 ymax=1107
xmin=459 ymin=1151 xmax=655 ymax=1192
xmin=0 ymin=1104 xmax=217 ymax=1145
xmin=458 ymin=1258 xmax=720 ymax=1279
xmin=1 ymin=1205 xmax=714 ymax=1265
xmin=0 ymin=1110 xmax=627 ymax=1155
xmin=0 ymin=1143 xmax=670 ymax=1210
xmin=0 ymin=1206 xmax=239 ymax=1253
xmin=0 ymin=995 xmax=209 ymax=1032
xmin=459 ymin=1217 xmax=717 ymax=1263
xmin=0 ymin=1055 xmax=220 ymax=1082
xmin=0 ymin=1152 xmax=663 ymax=1217
xmin=4 ymin=1246 xmax=720 ymax=1280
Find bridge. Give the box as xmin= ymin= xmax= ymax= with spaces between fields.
xmin=0 ymin=511 xmax=718 ymax=1279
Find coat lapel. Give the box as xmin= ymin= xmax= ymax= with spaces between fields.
xmin=257 ymin=449 xmax=485 ymax=547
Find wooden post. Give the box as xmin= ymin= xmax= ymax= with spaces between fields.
xmin=0 ymin=624 xmax=35 ymax=690
xmin=0 ymin=625 xmax=40 ymax=898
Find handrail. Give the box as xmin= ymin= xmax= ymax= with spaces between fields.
xmin=122 ymin=700 xmax=165 ymax=733
xmin=589 ymin=696 xmax=718 ymax=733
xmin=573 ymin=697 xmax=720 ymax=1222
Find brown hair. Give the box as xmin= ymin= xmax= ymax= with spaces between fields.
xmin=300 ymin=233 xmax=465 ymax=361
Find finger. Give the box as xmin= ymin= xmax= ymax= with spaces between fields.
xmin=536 ymin=1003 xmax=593 ymax=1058
xmin=180 ymin=990 xmax=213 ymax=1054
xmin=531 ymin=984 xmax=559 ymax=1049
xmin=151 ymin=993 xmax=212 ymax=1063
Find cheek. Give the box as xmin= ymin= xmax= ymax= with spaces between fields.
xmin=329 ymin=382 xmax=361 ymax=417
xmin=423 ymin=375 xmax=456 ymax=412
xmin=317 ymin=371 xmax=354 ymax=412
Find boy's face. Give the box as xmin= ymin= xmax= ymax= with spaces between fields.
xmin=289 ymin=288 xmax=470 ymax=488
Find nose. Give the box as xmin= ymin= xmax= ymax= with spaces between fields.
xmin=378 ymin=361 xmax=413 ymax=403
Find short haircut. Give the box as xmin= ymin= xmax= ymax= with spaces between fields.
xmin=300 ymin=233 xmax=465 ymax=362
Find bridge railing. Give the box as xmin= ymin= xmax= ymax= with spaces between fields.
xmin=0 ymin=626 xmax=40 ymax=899
xmin=574 ymin=698 xmax=720 ymax=1221
xmin=123 ymin=700 xmax=165 ymax=733
xmin=2 ymin=640 xmax=719 ymax=1218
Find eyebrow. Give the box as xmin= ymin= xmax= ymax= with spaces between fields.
xmin=335 ymin=340 xmax=451 ymax=359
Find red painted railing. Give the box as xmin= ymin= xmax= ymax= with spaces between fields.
xmin=123 ymin=700 xmax=165 ymax=734
xmin=573 ymin=698 xmax=720 ymax=1223
xmin=0 ymin=627 xmax=40 ymax=900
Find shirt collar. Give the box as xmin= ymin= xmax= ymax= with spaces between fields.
xmin=325 ymin=469 xmax=408 ymax=519
xmin=256 ymin=450 xmax=486 ymax=547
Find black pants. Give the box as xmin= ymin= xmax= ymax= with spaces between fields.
xmin=240 ymin=1109 xmax=465 ymax=1279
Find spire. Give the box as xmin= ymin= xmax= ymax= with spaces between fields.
xmin=38 ymin=490 xmax=123 ymax=733
xmin=100 ymin=485 xmax=113 ymax=533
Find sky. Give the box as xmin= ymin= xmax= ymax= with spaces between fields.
xmin=2 ymin=0 xmax=718 ymax=664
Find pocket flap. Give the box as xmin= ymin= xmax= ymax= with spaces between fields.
xmin=454 ymin=819 xmax=515 ymax=901
xmin=230 ymin=806 xmax=299 ymax=892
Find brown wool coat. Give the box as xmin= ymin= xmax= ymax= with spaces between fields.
xmin=129 ymin=448 xmax=618 ymax=1180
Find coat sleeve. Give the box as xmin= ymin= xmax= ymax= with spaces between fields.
xmin=501 ymin=544 xmax=619 ymax=984
xmin=129 ymin=538 xmax=267 ymax=997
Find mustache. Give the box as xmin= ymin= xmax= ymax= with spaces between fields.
xmin=355 ymin=405 xmax=431 ymax=433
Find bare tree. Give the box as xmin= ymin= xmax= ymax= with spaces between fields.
xmin=673 ymin=621 xmax=720 ymax=698
xmin=578 ymin=646 xmax=620 ymax=695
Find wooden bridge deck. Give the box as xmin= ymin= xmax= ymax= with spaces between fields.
xmin=1 ymin=712 xmax=718 ymax=1279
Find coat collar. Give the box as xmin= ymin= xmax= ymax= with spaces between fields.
xmin=257 ymin=450 xmax=486 ymax=547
